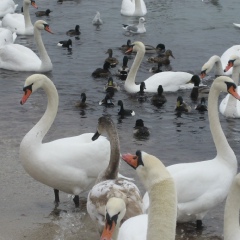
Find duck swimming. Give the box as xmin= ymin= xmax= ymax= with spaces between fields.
xmin=118 ymin=100 xmax=135 ymax=117
xmin=92 ymin=62 xmax=111 ymax=78
xmin=66 ymin=24 xmax=80 ymax=37
xmin=105 ymin=49 xmax=119 ymax=68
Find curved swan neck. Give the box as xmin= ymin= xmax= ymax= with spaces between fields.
xmin=208 ymin=85 xmax=236 ymax=162
xmin=102 ymin=124 xmax=120 ymax=180
xmin=34 ymin=27 xmax=51 ymax=69
xmin=23 ymin=2 xmax=33 ymax=29
xmin=147 ymin=178 xmax=176 ymax=240
xmin=224 ymin=178 xmax=240 ymax=239
xmin=25 ymin=78 xmax=58 ymax=144
xmin=125 ymin=44 xmax=145 ymax=88
xmin=207 ymin=55 xmax=224 ymax=76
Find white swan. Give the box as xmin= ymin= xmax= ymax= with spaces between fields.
xmin=87 ymin=116 xmax=143 ymax=236
xmin=0 ymin=20 xmax=53 ymax=72
xmin=0 ymin=0 xmax=18 ymax=18
xmin=100 ymin=150 xmax=177 ymax=240
xmin=143 ymin=76 xmax=239 ymax=228
xmin=224 ymin=173 xmax=240 ymax=240
xmin=0 ymin=27 xmax=17 ymax=47
xmin=124 ymin=41 xmax=194 ymax=93
xmin=19 ymin=74 xmax=110 ymax=207
xmin=219 ymin=55 xmax=240 ymax=118
xmin=121 ymin=0 xmax=147 ymax=17
xmin=2 ymin=0 xmax=38 ymax=35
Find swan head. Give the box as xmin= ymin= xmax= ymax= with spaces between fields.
xmin=122 ymin=150 xmax=171 ymax=190
xmin=92 ymin=116 xmax=115 ymax=141
xmin=34 ymin=20 xmax=53 ymax=34
xmin=24 ymin=0 xmax=38 ymax=9
xmin=20 ymin=74 xmax=50 ymax=105
xmin=125 ymin=41 xmax=145 ymax=54
xmin=213 ymin=76 xmax=240 ymax=100
xmin=200 ymin=55 xmax=221 ymax=79
xmin=100 ymin=197 xmax=126 ymax=240
xmin=224 ymin=55 xmax=240 ymax=72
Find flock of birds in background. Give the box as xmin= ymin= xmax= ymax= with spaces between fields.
xmin=1 ymin=0 xmax=240 ymax=239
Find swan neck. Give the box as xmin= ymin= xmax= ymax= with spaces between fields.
xmin=26 ymin=80 xmax=58 ymax=143
xmin=147 ymin=179 xmax=176 ymax=240
xmin=23 ymin=2 xmax=32 ymax=29
xmin=134 ymin=0 xmax=143 ymax=14
xmin=34 ymin=28 xmax=51 ymax=68
xmin=125 ymin=46 xmax=145 ymax=88
xmin=224 ymin=180 xmax=240 ymax=239
xmin=212 ymin=56 xmax=224 ymax=76
xmin=102 ymin=125 xmax=120 ymax=180
xmin=208 ymin=86 xmax=236 ymax=162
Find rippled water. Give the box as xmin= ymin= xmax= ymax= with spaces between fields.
xmin=0 ymin=0 xmax=240 ymax=239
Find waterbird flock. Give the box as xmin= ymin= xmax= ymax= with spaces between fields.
xmin=1 ymin=0 xmax=240 ymax=239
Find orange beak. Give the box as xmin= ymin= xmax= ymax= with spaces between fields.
xmin=224 ymin=62 xmax=233 ymax=72
xmin=228 ymin=85 xmax=240 ymax=100
xmin=125 ymin=47 xmax=133 ymax=54
xmin=31 ymin=2 xmax=38 ymax=9
xmin=20 ymin=89 xmax=32 ymax=105
xmin=100 ymin=221 xmax=116 ymax=240
xmin=200 ymin=72 xmax=206 ymax=79
xmin=45 ymin=25 xmax=54 ymax=34
xmin=122 ymin=153 xmax=138 ymax=169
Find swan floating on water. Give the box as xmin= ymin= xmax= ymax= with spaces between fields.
xmin=2 ymin=0 xmax=38 ymax=35
xmin=124 ymin=41 xmax=194 ymax=93
xmin=121 ymin=0 xmax=147 ymax=17
xmin=19 ymin=74 xmax=110 ymax=207
xmin=0 ymin=20 xmax=53 ymax=72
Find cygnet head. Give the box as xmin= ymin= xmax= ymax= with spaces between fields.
xmin=100 ymin=197 xmax=126 ymax=240
xmin=92 ymin=116 xmax=114 ymax=141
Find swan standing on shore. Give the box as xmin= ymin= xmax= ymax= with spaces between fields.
xmin=0 ymin=20 xmax=53 ymax=72
xmin=2 ymin=0 xmax=38 ymax=35
xmin=143 ymin=76 xmax=240 ymax=228
xmin=219 ymin=55 xmax=240 ymax=118
xmin=87 ymin=117 xmax=143 ymax=236
xmin=0 ymin=0 xmax=18 ymax=18
xmin=19 ymin=74 xmax=110 ymax=207
xmin=100 ymin=150 xmax=177 ymax=240
xmin=121 ymin=0 xmax=147 ymax=17
xmin=124 ymin=41 xmax=193 ymax=93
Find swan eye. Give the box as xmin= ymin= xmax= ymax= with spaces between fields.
xmin=23 ymin=83 xmax=33 ymax=93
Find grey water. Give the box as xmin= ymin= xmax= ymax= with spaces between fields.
xmin=0 ymin=0 xmax=240 ymax=239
